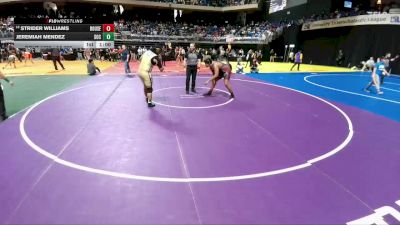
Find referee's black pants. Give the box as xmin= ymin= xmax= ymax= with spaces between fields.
xmin=186 ymin=66 xmax=197 ymax=91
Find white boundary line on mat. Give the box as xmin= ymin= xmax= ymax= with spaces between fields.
xmin=304 ymin=74 xmax=400 ymax=104
xmin=19 ymin=77 xmax=353 ymax=182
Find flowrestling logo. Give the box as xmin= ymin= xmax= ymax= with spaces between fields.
xmin=46 ymin=19 xmax=84 ymax=24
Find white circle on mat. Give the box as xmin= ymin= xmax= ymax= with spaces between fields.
xmin=152 ymin=86 xmax=234 ymax=109
xmin=19 ymin=78 xmax=354 ymax=183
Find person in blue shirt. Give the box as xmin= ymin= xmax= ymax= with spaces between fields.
xmin=121 ymin=45 xmax=131 ymax=76
xmin=364 ymin=58 xmax=389 ymax=94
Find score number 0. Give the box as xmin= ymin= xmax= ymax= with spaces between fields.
xmin=102 ymin=24 xmax=115 ymax=32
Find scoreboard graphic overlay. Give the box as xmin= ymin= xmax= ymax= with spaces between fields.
xmin=14 ymin=19 xmax=114 ymax=49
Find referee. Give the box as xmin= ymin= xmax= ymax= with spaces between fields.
xmin=0 ymin=70 xmax=14 ymax=121
xmin=184 ymin=43 xmax=201 ymax=94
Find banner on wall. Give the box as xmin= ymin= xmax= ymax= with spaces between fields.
xmin=302 ymin=14 xmax=400 ymax=31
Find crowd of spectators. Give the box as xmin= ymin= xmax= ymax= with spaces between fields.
xmin=268 ymin=2 xmax=400 ymax=30
xmin=0 ymin=17 xmax=14 ymax=38
xmin=1 ymin=1 xmax=398 ymax=45
xmin=303 ymin=2 xmax=400 ymax=23
xmin=115 ymin=19 xmax=285 ymax=43
xmin=145 ymin=0 xmax=258 ymax=7
xmin=113 ymin=3 xmax=400 ymax=43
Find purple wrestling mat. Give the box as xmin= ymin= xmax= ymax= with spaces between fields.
xmin=0 ymin=75 xmax=399 ymax=224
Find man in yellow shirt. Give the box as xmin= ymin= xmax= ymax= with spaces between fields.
xmin=138 ymin=47 xmax=164 ymax=108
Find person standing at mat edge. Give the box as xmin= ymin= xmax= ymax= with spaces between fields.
xmin=0 ymin=70 xmax=14 ymax=121
xmin=184 ymin=43 xmax=201 ymax=94
xmin=336 ymin=49 xmax=345 ymax=66
xmin=121 ymin=45 xmax=131 ymax=77
xmin=138 ymin=47 xmax=164 ymax=108
xmin=364 ymin=58 xmax=388 ymax=94
xmin=51 ymin=48 xmax=65 ymax=70
xmin=291 ymin=50 xmax=303 ymax=71
xmin=380 ymin=53 xmax=399 ymax=84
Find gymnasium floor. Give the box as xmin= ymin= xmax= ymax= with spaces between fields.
xmin=0 ymin=60 xmax=399 ymax=224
